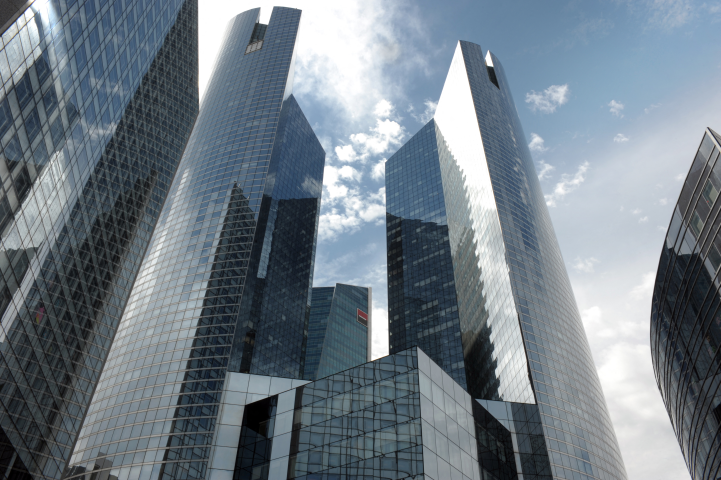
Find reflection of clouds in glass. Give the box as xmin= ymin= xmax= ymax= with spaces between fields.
xmin=301 ymin=175 xmax=322 ymax=196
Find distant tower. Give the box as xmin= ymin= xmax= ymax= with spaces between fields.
xmin=386 ymin=41 xmax=627 ymax=480
xmin=0 ymin=0 xmax=199 ymax=477
xmin=305 ymin=284 xmax=372 ymax=380
xmin=652 ymin=128 xmax=721 ymax=480
xmin=67 ymin=8 xmax=325 ymax=480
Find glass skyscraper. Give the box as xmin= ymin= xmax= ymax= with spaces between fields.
xmin=386 ymin=41 xmax=627 ymax=480
xmin=0 ymin=0 xmax=199 ymax=478
xmin=652 ymin=128 xmax=721 ymax=480
xmin=66 ymin=7 xmax=325 ymax=480
xmin=305 ymin=284 xmax=371 ymax=380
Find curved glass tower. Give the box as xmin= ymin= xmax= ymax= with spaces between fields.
xmin=66 ymin=7 xmax=324 ymax=480
xmin=386 ymin=41 xmax=627 ymax=480
xmin=0 ymin=0 xmax=199 ymax=478
xmin=651 ymin=128 xmax=721 ymax=480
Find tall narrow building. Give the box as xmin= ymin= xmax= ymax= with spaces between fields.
xmin=305 ymin=284 xmax=371 ymax=380
xmin=652 ymin=128 xmax=721 ymax=480
xmin=66 ymin=8 xmax=324 ymax=480
xmin=386 ymin=41 xmax=627 ymax=480
xmin=0 ymin=0 xmax=199 ymax=478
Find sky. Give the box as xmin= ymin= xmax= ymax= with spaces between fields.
xmin=198 ymin=1 xmax=721 ymax=479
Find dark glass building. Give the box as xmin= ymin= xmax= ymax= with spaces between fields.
xmin=652 ymin=128 xmax=721 ymax=480
xmin=304 ymin=284 xmax=371 ymax=380
xmin=0 ymin=0 xmax=199 ymax=478
xmin=66 ymin=7 xmax=325 ymax=480
xmin=386 ymin=41 xmax=627 ymax=480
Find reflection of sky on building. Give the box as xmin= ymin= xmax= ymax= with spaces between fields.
xmin=0 ymin=0 xmax=199 ymax=477
xmin=386 ymin=40 xmax=627 ymax=480
xmin=69 ymin=7 xmax=325 ymax=480
xmin=652 ymin=129 xmax=721 ymax=480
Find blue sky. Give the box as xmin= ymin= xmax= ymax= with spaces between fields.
xmin=199 ymin=2 xmax=721 ymax=478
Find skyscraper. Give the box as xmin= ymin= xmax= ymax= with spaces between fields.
xmin=0 ymin=0 xmax=199 ymax=478
xmin=66 ymin=7 xmax=325 ymax=480
xmin=305 ymin=284 xmax=371 ymax=380
xmin=652 ymin=128 xmax=721 ymax=480
xmin=386 ymin=41 xmax=627 ymax=480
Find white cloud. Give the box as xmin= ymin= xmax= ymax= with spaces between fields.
xmin=639 ymin=216 xmax=649 ymax=223
xmin=525 ymin=84 xmax=570 ymax=113
xmin=318 ymin=187 xmax=386 ymax=241
xmin=374 ymin=99 xmax=394 ymax=118
xmin=545 ymin=161 xmax=590 ymax=207
xmin=645 ymin=103 xmax=662 ymax=114
xmin=609 ymin=99 xmax=625 ymax=117
xmin=335 ymin=144 xmax=360 ymax=163
xmin=634 ymin=0 xmax=694 ymax=29
xmin=333 ymin=100 xmax=406 ymax=165
xmin=371 ymin=307 xmax=389 ymax=359
xmin=675 ymin=173 xmax=686 ymax=181
xmin=630 ymin=271 xmax=656 ymax=301
xmin=614 ymin=133 xmax=630 ymax=143
xmin=371 ymin=158 xmax=386 ymax=181
xmin=537 ymin=160 xmax=555 ymax=181
xmin=573 ymin=256 xmax=600 ymax=273
xmin=580 ymin=306 xmax=616 ymax=338
xmin=409 ymin=99 xmax=437 ymax=124
xmin=349 ymin=117 xmax=405 ymax=158
xmin=528 ymin=133 xmax=548 ymax=153
xmin=658 ymin=198 xmax=668 ymax=205
xmin=631 ymin=208 xmax=642 ymax=215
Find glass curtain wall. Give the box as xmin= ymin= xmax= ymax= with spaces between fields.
xmin=386 ymin=41 xmax=627 ymax=480
xmin=68 ymin=8 xmax=324 ymax=480
xmin=0 ymin=0 xmax=199 ymax=478
xmin=652 ymin=129 xmax=721 ymax=480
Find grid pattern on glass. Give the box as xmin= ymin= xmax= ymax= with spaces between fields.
xmin=461 ymin=43 xmax=626 ymax=480
xmin=475 ymin=399 xmax=554 ymax=480
xmin=0 ymin=0 xmax=198 ymax=478
xmin=385 ymin=120 xmax=469 ymax=391
xmin=304 ymin=286 xmax=334 ymax=380
xmin=417 ymin=348 xmax=481 ymax=480
xmin=652 ymin=129 xmax=721 ymax=480
xmin=234 ymin=348 xmax=424 ymax=480
xmin=68 ymin=7 xmax=324 ymax=480
xmin=229 ymin=93 xmax=324 ymax=379
xmin=433 ymin=42 xmax=535 ymax=405
xmin=386 ymin=39 xmax=627 ymax=480
xmin=305 ymin=283 xmax=369 ymax=380
xmin=386 ymin=60 xmax=535 ymax=404
xmin=471 ymin=402 xmax=518 ymax=480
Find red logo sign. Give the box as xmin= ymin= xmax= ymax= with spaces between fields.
xmin=357 ymin=309 xmax=368 ymax=327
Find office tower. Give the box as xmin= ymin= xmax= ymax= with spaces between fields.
xmin=386 ymin=41 xmax=627 ymax=480
xmin=0 ymin=0 xmax=199 ymax=478
xmin=652 ymin=128 xmax=721 ymax=480
xmin=305 ymin=284 xmax=371 ymax=380
xmin=66 ymin=7 xmax=324 ymax=480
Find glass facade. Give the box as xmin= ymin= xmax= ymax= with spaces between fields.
xmin=226 ymin=346 xmax=554 ymax=480
xmin=386 ymin=41 xmax=627 ymax=480
xmin=0 ymin=0 xmax=199 ymax=478
xmin=66 ymin=7 xmax=325 ymax=480
xmin=305 ymin=283 xmax=370 ymax=380
xmin=652 ymin=128 xmax=721 ymax=480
